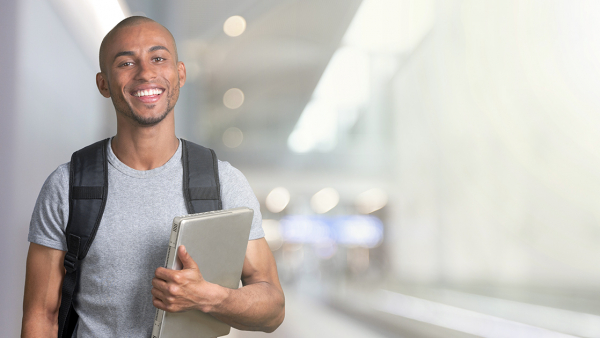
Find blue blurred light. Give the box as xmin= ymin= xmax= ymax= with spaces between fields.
xmin=280 ymin=215 xmax=383 ymax=248
xmin=280 ymin=216 xmax=331 ymax=244
xmin=333 ymin=215 xmax=384 ymax=248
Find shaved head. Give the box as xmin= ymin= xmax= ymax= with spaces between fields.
xmin=99 ymin=16 xmax=178 ymax=74
xmin=95 ymin=16 xmax=186 ymax=127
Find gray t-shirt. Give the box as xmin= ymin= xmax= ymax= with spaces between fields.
xmin=28 ymin=139 xmax=264 ymax=337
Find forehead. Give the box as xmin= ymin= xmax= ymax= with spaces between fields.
xmin=106 ymin=22 xmax=174 ymax=56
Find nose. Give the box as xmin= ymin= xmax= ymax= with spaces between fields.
xmin=135 ymin=60 xmax=156 ymax=81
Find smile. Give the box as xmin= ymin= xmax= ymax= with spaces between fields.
xmin=133 ymin=88 xmax=164 ymax=97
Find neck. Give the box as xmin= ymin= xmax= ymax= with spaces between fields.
xmin=111 ymin=113 xmax=179 ymax=170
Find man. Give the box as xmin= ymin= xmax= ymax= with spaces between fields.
xmin=21 ymin=16 xmax=285 ymax=337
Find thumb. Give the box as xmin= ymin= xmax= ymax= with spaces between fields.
xmin=178 ymin=245 xmax=199 ymax=270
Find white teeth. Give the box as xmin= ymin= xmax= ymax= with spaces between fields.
xmin=135 ymin=89 xmax=163 ymax=97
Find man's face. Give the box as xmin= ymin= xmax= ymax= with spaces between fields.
xmin=96 ymin=22 xmax=186 ymax=126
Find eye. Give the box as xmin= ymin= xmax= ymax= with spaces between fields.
xmin=153 ymin=57 xmax=166 ymax=62
xmin=120 ymin=61 xmax=133 ymax=67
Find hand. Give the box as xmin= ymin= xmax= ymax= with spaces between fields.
xmin=151 ymin=245 xmax=225 ymax=313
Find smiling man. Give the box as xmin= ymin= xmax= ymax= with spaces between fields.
xmin=21 ymin=16 xmax=284 ymax=337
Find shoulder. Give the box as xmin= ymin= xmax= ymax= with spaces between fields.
xmin=28 ymin=163 xmax=71 ymax=251
xmin=216 ymin=160 xmax=255 ymax=195
xmin=36 ymin=162 xmax=70 ymax=212
xmin=217 ymin=160 xmax=244 ymax=180
xmin=40 ymin=163 xmax=70 ymax=197
xmin=217 ymin=160 xmax=252 ymax=193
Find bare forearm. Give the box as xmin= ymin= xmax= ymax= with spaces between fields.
xmin=21 ymin=311 xmax=58 ymax=338
xmin=207 ymin=282 xmax=285 ymax=332
xmin=22 ymin=243 xmax=65 ymax=338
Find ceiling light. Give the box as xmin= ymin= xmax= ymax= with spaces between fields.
xmin=265 ymin=187 xmax=291 ymax=213
xmin=355 ymin=188 xmax=388 ymax=214
xmin=223 ymin=15 xmax=247 ymax=37
xmin=311 ymin=188 xmax=340 ymax=214
xmin=222 ymin=127 xmax=243 ymax=148
xmin=223 ymin=88 xmax=245 ymax=109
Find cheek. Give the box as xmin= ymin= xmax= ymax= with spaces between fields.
xmin=115 ymin=84 xmax=130 ymax=98
xmin=110 ymin=75 xmax=130 ymax=95
xmin=171 ymin=83 xmax=181 ymax=98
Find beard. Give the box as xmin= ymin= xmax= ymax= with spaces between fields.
xmin=125 ymin=102 xmax=172 ymax=126
xmin=110 ymin=79 xmax=180 ymax=127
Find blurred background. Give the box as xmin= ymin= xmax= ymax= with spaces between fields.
xmin=3 ymin=0 xmax=600 ymax=337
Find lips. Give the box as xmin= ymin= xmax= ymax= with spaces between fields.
xmin=133 ymin=88 xmax=164 ymax=97
xmin=130 ymin=87 xmax=165 ymax=103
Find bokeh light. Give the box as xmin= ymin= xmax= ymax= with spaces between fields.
xmin=310 ymin=188 xmax=340 ymax=214
xmin=355 ymin=188 xmax=388 ymax=214
xmin=223 ymin=88 xmax=245 ymax=109
xmin=223 ymin=15 xmax=247 ymax=37
xmin=265 ymin=187 xmax=291 ymax=213
xmin=222 ymin=127 xmax=243 ymax=148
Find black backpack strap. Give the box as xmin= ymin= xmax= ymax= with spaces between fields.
xmin=181 ymin=139 xmax=222 ymax=213
xmin=58 ymin=138 xmax=109 ymax=338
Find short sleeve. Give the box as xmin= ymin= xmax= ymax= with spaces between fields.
xmin=218 ymin=161 xmax=265 ymax=240
xmin=28 ymin=163 xmax=70 ymax=251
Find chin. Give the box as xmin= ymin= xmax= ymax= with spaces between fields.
xmin=131 ymin=108 xmax=172 ymax=126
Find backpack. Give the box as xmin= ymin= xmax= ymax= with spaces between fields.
xmin=57 ymin=138 xmax=222 ymax=338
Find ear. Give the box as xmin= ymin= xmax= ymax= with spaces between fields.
xmin=96 ymin=72 xmax=111 ymax=98
xmin=177 ymin=61 xmax=186 ymax=88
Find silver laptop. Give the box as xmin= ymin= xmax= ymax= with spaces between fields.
xmin=151 ymin=207 xmax=254 ymax=338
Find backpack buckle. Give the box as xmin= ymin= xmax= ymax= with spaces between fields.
xmin=64 ymin=251 xmax=79 ymax=273
xmin=64 ymin=234 xmax=81 ymax=273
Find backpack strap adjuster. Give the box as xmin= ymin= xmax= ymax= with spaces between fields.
xmin=64 ymin=253 xmax=79 ymax=273
xmin=64 ymin=234 xmax=81 ymax=273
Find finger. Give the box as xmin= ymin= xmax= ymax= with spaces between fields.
xmin=151 ymin=286 xmax=166 ymax=301
xmin=151 ymin=277 xmax=169 ymax=291
xmin=155 ymin=266 xmax=176 ymax=281
xmin=178 ymin=245 xmax=199 ymax=270
xmin=153 ymin=296 xmax=168 ymax=311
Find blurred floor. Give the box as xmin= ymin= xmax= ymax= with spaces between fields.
xmin=228 ymin=288 xmax=390 ymax=338
xmin=227 ymin=287 xmax=481 ymax=338
xmin=227 ymin=282 xmax=599 ymax=338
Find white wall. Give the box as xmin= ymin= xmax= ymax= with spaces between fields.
xmin=391 ymin=0 xmax=600 ymax=289
xmin=0 ymin=0 xmax=109 ymax=334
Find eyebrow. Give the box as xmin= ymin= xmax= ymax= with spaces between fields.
xmin=149 ymin=45 xmax=170 ymax=53
xmin=113 ymin=51 xmax=134 ymax=60
xmin=113 ymin=46 xmax=171 ymax=61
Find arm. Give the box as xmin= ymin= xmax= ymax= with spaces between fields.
xmin=152 ymin=237 xmax=285 ymax=332
xmin=21 ymin=243 xmax=66 ymax=338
